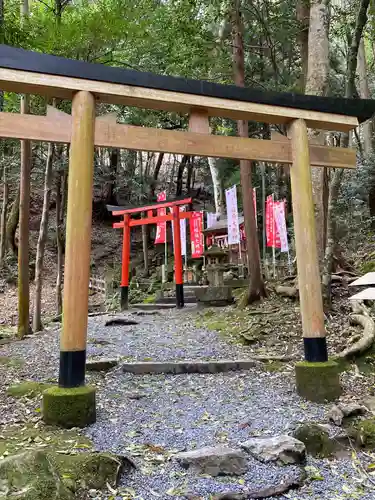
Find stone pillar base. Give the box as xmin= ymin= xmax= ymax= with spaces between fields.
xmin=295 ymin=360 xmax=341 ymax=402
xmin=42 ymin=385 xmax=96 ymax=428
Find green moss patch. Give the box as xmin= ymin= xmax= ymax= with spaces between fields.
xmin=295 ymin=360 xmax=342 ymax=402
xmin=0 ymin=356 xmax=24 ymax=368
xmin=7 ymin=381 xmax=53 ymax=399
xmin=43 ymin=385 xmax=96 ymax=428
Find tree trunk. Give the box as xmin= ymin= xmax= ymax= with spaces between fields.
xmin=56 ymin=168 xmax=67 ymax=316
xmin=357 ymin=39 xmax=373 ymax=154
xmin=305 ymin=0 xmax=330 ymax=262
xmin=186 ymin=157 xmax=194 ymax=194
xmin=296 ymin=0 xmax=310 ymax=91
xmin=33 ymin=143 xmax=54 ymax=332
xmin=141 ymin=212 xmax=149 ymax=276
xmin=208 ymin=157 xmax=224 ymax=217
xmin=232 ymin=0 xmax=266 ymax=303
xmin=0 ymin=164 xmax=8 ymax=267
xmin=150 ymin=152 xmax=164 ymax=199
xmin=104 ymin=148 xmax=118 ymax=205
xmin=5 ymin=186 xmax=20 ymax=255
xmin=322 ymin=0 xmax=369 ymax=307
xmin=176 ymin=155 xmax=189 ymax=197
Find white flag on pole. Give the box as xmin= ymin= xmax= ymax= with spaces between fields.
xmin=206 ymin=212 xmax=217 ymax=229
xmin=225 ymin=185 xmax=240 ymax=244
xmin=180 ymin=207 xmax=187 ymax=256
xmin=274 ymin=201 xmax=288 ymax=253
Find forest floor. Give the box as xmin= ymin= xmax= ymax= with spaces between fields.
xmin=1 ymin=305 xmax=375 ymax=499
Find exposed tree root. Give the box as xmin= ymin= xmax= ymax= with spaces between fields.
xmin=336 ymin=314 xmax=375 ymax=360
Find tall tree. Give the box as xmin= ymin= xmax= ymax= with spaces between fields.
xmin=33 ymin=141 xmax=54 ymax=332
xmin=232 ymin=0 xmax=266 ymax=303
xmin=296 ymin=0 xmax=310 ymax=91
xmin=305 ymin=0 xmax=330 ymax=261
xmin=18 ymin=0 xmax=32 ymax=338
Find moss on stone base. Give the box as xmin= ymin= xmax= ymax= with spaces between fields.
xmin=295 ymin=360 xmax=341 ymax=402
xmin=42 ymin=385 xmax=96 ymax=429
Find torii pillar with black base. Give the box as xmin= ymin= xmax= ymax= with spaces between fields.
xmin=288 ymin=118 xmax=341 ymax=403
xmin=120 ymin=214 xmax=130 ymax=310
xmin=43 ymin=91 xmax=96 ymax=428
xmin=172 ymin=205 xmax=184 ymax=308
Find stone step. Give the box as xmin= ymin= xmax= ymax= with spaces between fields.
xmin=121 ymin=359 xmax=260 ymax=375
xmin=131 ymin=303 xmax=176 ymax=311
xmin=156 ymin=296 xmax=197 ymax=305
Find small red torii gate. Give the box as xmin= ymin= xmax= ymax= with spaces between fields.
xmin=108 ymin=197 xmax=193 ymax=310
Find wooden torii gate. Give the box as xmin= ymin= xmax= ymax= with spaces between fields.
xmin=0 ymin=44 xmax=374 ymax=424
xmin=108 ymin=197 xmax=193 ymax=310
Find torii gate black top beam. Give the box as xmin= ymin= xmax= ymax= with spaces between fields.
xmin=1 ymin=44 xmax=375 ymax=124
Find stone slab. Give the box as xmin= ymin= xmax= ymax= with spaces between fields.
xmin=86 ymin=358 xmax=119 ymax=372
xmin=174 ymin=446 xmax=247 ymax=476
xmin=121 ymin=359 xmax=259 ymax=375
xmin=349 ymin=273 xmax=375 ymax=287
xmin=349 ymin=288 xmax=375 ymax=301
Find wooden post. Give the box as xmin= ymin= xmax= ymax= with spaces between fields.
xmin=172 ymin=205 xmax=184 ymax=308
xmin=288 ymin=118 xmax=327 ymax=362
xmin=120 ymin=214 xmax=131 ymax=310
xmin=59 ymin=91 xmax=95 ymax=388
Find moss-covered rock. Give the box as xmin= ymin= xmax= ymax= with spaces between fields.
xmin=7 ymin=381 xmax=53 ymax=399
xmin=52 ymin=452 xmax=123 ymax=491
xmin=0 ymin=450 xmax=73 ymax=500
xmin=295 ymin=360 xmax=341 ymax=402
xmin=354 ymin=418 xmax=375 ymax=447
xmin=0 ymin=448 xmax=124 ymax=499
xmin=42 ymin=385 xmax=96 ymax=428
xmin=0 ymin=356 xmax=24 ymax=368
xmin=293 ymin=424 xmax=335 ymax=457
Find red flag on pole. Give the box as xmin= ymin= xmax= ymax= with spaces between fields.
xmin=154 ymin=191 xmax=167 ymax=244
xmin=266 ymin=195 xmax=281 ymax=248
xmin=190 ymin=211 xmax=204 ymax=258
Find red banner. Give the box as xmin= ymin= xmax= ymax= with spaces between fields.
xmin=190 ymin=211 xmax=204 ymax=258
xmin=154 ymin=191 xmax=167 ymax=244
xmin=266 ymin=195 xmax=281 ymax=248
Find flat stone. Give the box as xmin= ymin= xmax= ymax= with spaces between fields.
xmin=339 ymin=402 xmax=367 ymax=417
xmin=86 ymin=358 xmax=119 ymax=372
xmin=105 ymin=318 xmax=138 ymax=326
xmin=174 ymin=446 xmax=247 ymax=476
xmin=241 ymin=435 xmax=306 ymax=465
xmin=363 ymin=396 xmax=375 ymax=413
xmin=121 ymin=359 xmax=259 ymax=375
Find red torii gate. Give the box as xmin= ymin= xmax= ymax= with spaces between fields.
xmin=108 ymin=197 xmax=193 ymax=310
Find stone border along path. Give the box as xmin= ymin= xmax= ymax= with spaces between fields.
xmin=1 ymin=308 xmax=375 ymax=499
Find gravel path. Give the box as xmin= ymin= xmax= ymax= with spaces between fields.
xmin=1 ymin=308 xmax=375 ymax=499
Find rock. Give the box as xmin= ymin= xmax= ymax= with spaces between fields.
xmin=354 ymin=418 xmax=375 ymax=447
xmin=327 ymin=405 xmax=344 ymax=426
xmin=7 ymin=381 xmax=52 ymax=399
xmin=174 ymin=446 xmax=247 ymax=476
xmin=86 ymin=358 xmax=119 ymax=372
xmin=339 ymin=402 xmax=367 ymax=417
xmin=195 ymin=286 xmax=233 ymax=307
xmin=124 ymin=390 xmax=148 ymax=400
xmin=241 ymin=435 xmax=305 ymax=465
xmin=293 ymin=423 xmax=335 ymax=457
xmin=363 ymin=396 xmax=375 ymax=413
xmin=0 ymin=450 xmax=73 ymax=499
xmin=295 ymin=360 xmax=341 ymax=402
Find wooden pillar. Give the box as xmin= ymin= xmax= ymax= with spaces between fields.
xmin=288 ymin=118 xmax=327 ymax=362
xmin=172 ymin=205 xmax=184 ymax=308
xmin=59 ymin=91 xmax=95 ymax=388
xmin=120 ymin=214 xmax=131 ymax=310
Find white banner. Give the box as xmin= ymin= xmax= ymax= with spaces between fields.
xmin=180 ymin=207 xmax=187 ymax=256
xmin=274 ymin=201 xmax=288 ymax=253
xmin=206 ymin=212 xmax=217 ymax=229
xmin=171 ymin=206 xmax=187 ymax=256
xmin=225 ymin=185 xmax=240 ymax=244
